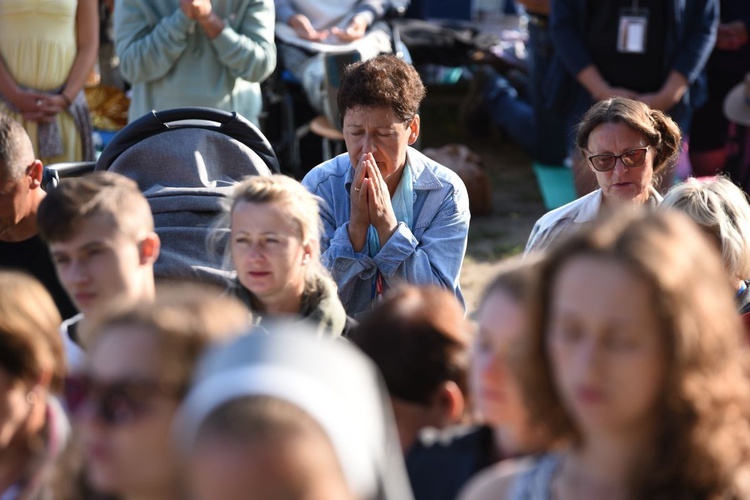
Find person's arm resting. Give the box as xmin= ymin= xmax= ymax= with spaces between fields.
xmin=62 ymin=0 xmax=99 ymax=103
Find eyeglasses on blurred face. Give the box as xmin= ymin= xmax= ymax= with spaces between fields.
xmin=64 ymin=375 xmax=183 ymax=426
xmin=587 ymin=146 xmax=650 ymax=172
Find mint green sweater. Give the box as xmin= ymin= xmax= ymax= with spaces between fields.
xmin=115 ymin=0 xmax=276 ymax=124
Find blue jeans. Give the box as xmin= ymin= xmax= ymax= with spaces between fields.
xmin=485 ymin=22 xmax=569 ymax=165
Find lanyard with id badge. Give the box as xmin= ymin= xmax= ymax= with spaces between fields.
xmin=617 ymin=1 xmax=649 ymax=54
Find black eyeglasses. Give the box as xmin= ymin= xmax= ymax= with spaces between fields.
xmin=586 ymin=146 xmax=650 ymax=172
xmin=64 ymin=375 xmax=183 ymax=426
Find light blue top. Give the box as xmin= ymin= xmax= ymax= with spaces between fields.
xmin=302 ymin=147 xmax=470 ymax=319
xmin=114 ymin=0 xmax=276 ymax=124
xmin=508 ymin=454 xmax=561 ymax=500
xmin=274 ymin=0 xmax=386 ymax=29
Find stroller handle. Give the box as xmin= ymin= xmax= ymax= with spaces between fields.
xmin=154 ymin=107 xmax=237 ymax=126
xmin=96 ymin=107 xmax=280 ymax=174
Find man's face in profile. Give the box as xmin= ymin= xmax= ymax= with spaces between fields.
xmin=0 ymin=166 xmax=32 ymax=238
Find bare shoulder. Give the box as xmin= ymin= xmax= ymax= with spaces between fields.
xmin=457 ymin=457 xmax=536 ymax=500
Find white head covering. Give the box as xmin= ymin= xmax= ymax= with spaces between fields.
xmin=174 ymin=323 xmax=414 ymax=500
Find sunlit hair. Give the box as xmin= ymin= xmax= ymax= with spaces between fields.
xmin=37 ymin=171 xmax=154 ymax=243
xmin=223 ymin=174 xmax=330 ymax=298
xmin=0 ymin=271 xmax=64 ymax=392
xmin=663 ymin=176 xmax=750 ymax=282
xmin=576 ymin=97 xmax=682 ymax=176
xmin=337 ymin=54 xmax=426 ymax=123
xmin=87 ymin=283 xmax=249 ymax=392
xmin=0 ymin=115 xmax=33 ymax=180
xmin=517 ymin=209 xmax=750 ymax=498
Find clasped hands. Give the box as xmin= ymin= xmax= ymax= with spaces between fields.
xmin=180 ymin=0 xmax=225 ymax=38
xmin=180 ymin=0 xmax=213 ymax=20
xmin=289 ymin=14 xmax=368 ymax=43
xmin=10 ymin=90 xmax=69 ymax=123
xmin=593 ymin=85 xmax=676 ymax=113
xmin=348 ymin=153 xmax=398 ymax=253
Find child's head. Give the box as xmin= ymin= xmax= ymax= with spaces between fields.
xmin=38 ymin=172 xmax=160 ymax=319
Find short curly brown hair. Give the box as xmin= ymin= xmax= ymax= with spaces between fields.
xmin=337 ymin=55 xmax=426 ymax=122
xmin=516 ymin=209 xmax=750 ymax=498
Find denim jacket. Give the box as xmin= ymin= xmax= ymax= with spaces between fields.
xmin=302 ymin=147 xmax=470 ymax=319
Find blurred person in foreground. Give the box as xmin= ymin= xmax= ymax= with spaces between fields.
xmin=302 ymin=55 xmax=470 ymax=319
xmin=223 ymin=174 xmax=352 ymax=337
xmin=349 ymin=285 xmax=470 ymax=453
xmin=526 ymin=97 xmax=681 ymax=253
xmin=0 ymin=271 xmax=68 ymax=499
xmin=0 ymin=115 xmax=76 ymax=320
xmin=353 ymin=263 xmax=547 ymax=500
xmin=461 ymin=209 xmax=750 ymax=499
xmin=176 ymin=326 xmax=414 ymax=500
xmin=38 ymin=172 xmax=160 ymax=372
xmin=662 ymin=176 xmax=750 ymax=318
xmin=66 ymin=285 xmax=250 ymax=499
xmin=466 ymin=257 xmax=550 ymax=459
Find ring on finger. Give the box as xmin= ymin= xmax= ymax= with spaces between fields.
xmin=36 ymin=99 xmax=43 ymax=106
xmin=354 ymin=187 xmax=360 ymax=192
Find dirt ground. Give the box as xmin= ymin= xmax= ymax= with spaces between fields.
xmin=418 ymin=85 xmax=547 ymax=314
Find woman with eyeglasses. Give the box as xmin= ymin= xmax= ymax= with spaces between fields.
xmin=0 ymin=271 xmax=68 ymax=499
xmin=69 ymin=285 xmax=249 ymax=499
xmin=526 ymin=97 xmax=682 ymax=253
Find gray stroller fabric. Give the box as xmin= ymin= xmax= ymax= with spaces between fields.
xmin=104 ymin=127 xmax=272 ymax=286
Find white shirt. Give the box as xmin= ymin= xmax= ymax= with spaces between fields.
xmin=60 ymin=314 xmax=86 ymax=373
xmin=525 ymin=187 xmax=663 ymax=254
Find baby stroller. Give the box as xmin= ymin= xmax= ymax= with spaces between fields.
xmin=43 ymin=107 xmax=279 ymax=287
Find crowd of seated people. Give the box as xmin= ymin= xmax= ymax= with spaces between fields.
xmin=3 ymin=1 xmax=750 ymax=499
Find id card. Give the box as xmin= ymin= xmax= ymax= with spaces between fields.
xmin=617 ymin=8 xmax=649 ymax=54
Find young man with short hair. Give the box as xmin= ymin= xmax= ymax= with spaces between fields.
xmin=37 ymin=171 xmax=160 ymax=370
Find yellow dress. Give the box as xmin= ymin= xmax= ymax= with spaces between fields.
xmin=0 ymin=0 xmax=82 ymax=164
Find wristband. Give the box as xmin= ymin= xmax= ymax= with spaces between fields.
xmin=59 ymin=92 xmax=72 ymax=106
